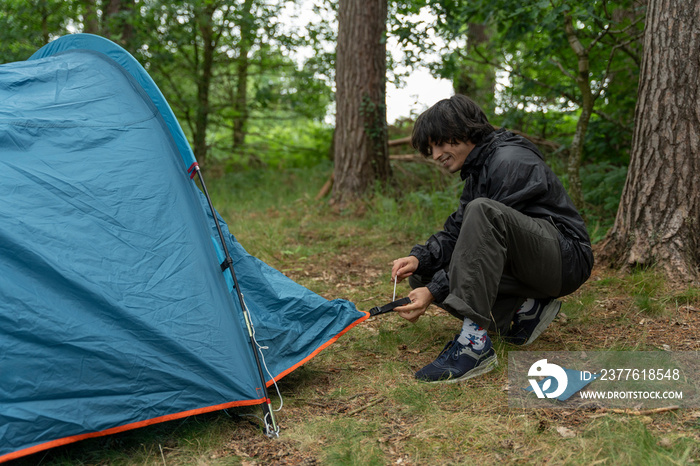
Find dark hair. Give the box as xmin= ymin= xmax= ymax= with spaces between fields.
xmin=411 ymin=94 xmax=495 ymax=157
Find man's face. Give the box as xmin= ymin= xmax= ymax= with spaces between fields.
xmin=429 ymin=140 xmax=475 ymax=173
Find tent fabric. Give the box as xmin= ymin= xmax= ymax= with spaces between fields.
xmin=0 ymin=34 xmax=368 ymax=462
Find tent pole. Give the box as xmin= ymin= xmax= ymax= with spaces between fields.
xmin=190 ymin=163 xmax=279 ymax=437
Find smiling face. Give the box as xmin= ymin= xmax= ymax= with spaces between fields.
xmin=429 ymin=140 xmax=476 ymax=173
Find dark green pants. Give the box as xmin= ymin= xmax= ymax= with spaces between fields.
xmin=410 ymin=198 xmax=562 ymax=335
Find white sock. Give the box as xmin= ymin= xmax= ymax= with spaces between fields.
xmin=456 ymin=317 xmax=488 ymax=350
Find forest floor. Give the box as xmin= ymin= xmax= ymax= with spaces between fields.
xmin=14 ymin=167 xmax=700 ymax=465
xmin=208 ymin=244 xmax=700 ymax=465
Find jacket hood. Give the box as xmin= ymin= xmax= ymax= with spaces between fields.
xmin=460 ymin=128 xmax=544 ymax=180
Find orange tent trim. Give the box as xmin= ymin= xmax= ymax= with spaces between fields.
xmin=268 ymin=311 xmax=370 ymax=385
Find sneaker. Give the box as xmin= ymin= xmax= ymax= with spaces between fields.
xmin=414 ymin=335 xmax=498 ymax=383
xmin=505 ymin=298 xmax=562 ymax=346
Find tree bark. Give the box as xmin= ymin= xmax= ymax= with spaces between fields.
xmin=83 ymin=0 xmax=99 ymax=34
xmin=332 ymin=0 xmax=390 ymax=206
xmin=453 ymin=23 xmax=496 ymax=107
xmin=599 ymin=0 xmax=700 ymax=282
xmin=192 ymin=3 xmax=216 ymax=165
xmin=233 ymin=0 xmax=254 ymax=152
xmin=103 ymin=0 xmax=134 ymax=48
xmin=564 ymin=14 xmax=593 ymax=210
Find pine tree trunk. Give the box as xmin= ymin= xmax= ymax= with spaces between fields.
xmin=83 ymin=0 xmax=99 ymax=34
xmin=332 ymin=0 xmax=390 ymax=206
xmin=103 ymin=0 xmax=134 ymax=47
xmin=233 ymin=0 xmax=253 ymax=153
xmin=452 ymin=23 xmax=496 ymax=106
xmin=192 ymin=4 xmax=216 ymax=166
xmin=564 ymin=14 xmax=593 ymax=210
xmin=600 ymin=0 xmax=700 ymax=282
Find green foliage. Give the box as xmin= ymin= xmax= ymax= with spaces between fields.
xmin=0 ymin=0 xmax=336 ymax=167
xmin=467 ymin=0 xmax=643 ymax=123
xmin=388 ymin=0 xmax=645 ymax=235
xmin=0 ymin=0 xmax=77 ymax=63
xmin=584 ymin=118 xmax=633 ymax=165
xmin=131 ymin=0 xmax=331 ymax=163
xmin=224 ymin=160 xmax=451 ymax=239
xmin=210 ymin=115 xmax=334 ymax=170
xmin=672 ymin=287 xmax=700 ymax=307
xmin=362 ymin=166 xmax=461 ymax=241
xmin=206 ymin=164 xmax=332 ymax=212
xmin=301 ymin=417 xmax=386 ymax=465
xmin=580 ymin=161 xmax=628 ymax=242
xmin=579 ymin=417 xmax=697 ymax=465
xmin=591 ymin=267 xmax=678 ymax=317
xmin=360 ymin=93 xmax=388 ymax=157
xmin=498 ymin=105 xmax=578 ymax=141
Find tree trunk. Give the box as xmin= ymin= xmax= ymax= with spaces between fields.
xmin=103 ymin=0 xmax=134 ymax=48
xmin=192 ymin=4 xmax=216 ymax=166
xmin=40 ymin=4 xmax=50 ymax=44
xmin=233 ymin=0 xmax=253 ymax=152
xmin=453 ymin=23 xmax=496 ymax=108
xmin=599 ymin=0 xmax=700 ymax=282
xmin=83 ymin=0 xmax=99 ymax=34
xmin=564 ymin=14 xmax=593 ymax=210
xmin=332 ymin=0 xmax=389 ymax=206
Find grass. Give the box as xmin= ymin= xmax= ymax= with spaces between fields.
xmin=12 ymin=164 xmax=700 ymax=465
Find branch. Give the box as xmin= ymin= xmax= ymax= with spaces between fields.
xmin=499 ymin=126 xmax=562 ymax=151
xmin=211 ymin=1 xmax=234 ymax=48
xmin=605 ymin=406 xmax=679 ymax=416
xmin=345 ymin=397 xmax=385 ymax=416
xmin=602 ymin=0 xmax=612 ymax=21
xmin=388 ymin=136 xmax=412 ymax=147
xmin=594 ymin=31 xmax=646 ymax=99
xmin=315 ymin=172 xmax=334 ymax=200
xmin=549 ymin=58 xmax=576 ymax=81
xmin=590 ymin=7 xmax=643 ymax=54
xmin=594 ymin=43 xmax=618 ymax=100
xmin=591 ymin=109 xmax=632 ymax=131
xmin=471 ymin=47 xmax=579 ymax=104
xmin=389 ymin=126 xmax=563 ymax=152
xmin=587 ymin=23 xmax=611 ymax=53
xmin=609 ymin=31 xmax=645 ymax=66
xmin=606 ymin=16 xmax=645 ymax=36
xmin=618 ymin=42 xmax=642 ymax=67
xmin=564 ymin=14 xmax=587 ymax=58
xmin=592 ymin=15 xmax=644 ymax=66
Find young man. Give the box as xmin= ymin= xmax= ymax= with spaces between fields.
xmin=391 ymin=95 xmax=593 ymax=383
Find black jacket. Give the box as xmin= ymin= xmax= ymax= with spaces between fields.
xmin=410 ymin=129 xmax=594 ymax=302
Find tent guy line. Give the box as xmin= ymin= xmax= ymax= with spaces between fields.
xmin=190 ymin=161 xmax=279 ymax=437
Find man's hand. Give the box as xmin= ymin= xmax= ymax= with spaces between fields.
xmin=391 ymin=256 xmax=419 ymax=282
xmin=395 ymin=287 xmax=433 ymax=323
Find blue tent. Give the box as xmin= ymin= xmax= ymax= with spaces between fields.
xmin=0 ymin=34 xmax=368 ymax=462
